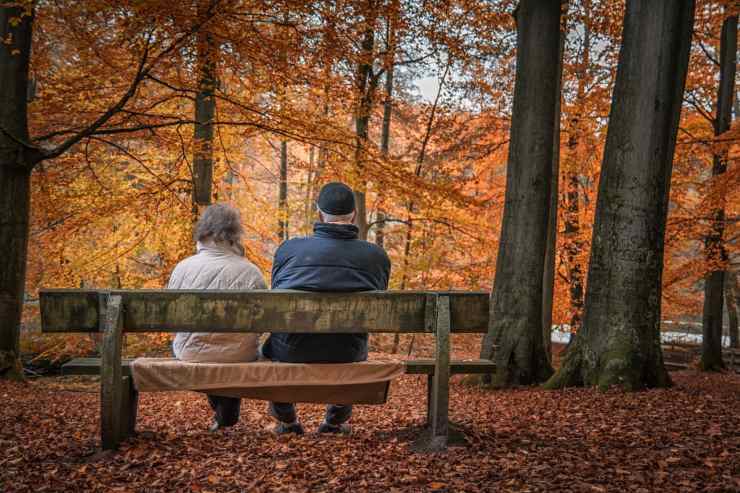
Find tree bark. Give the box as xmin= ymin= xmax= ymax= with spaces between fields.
xmin=546 ymin=0 xmax=694 ymax=390
xmin=700 ymin=11 xmax=736 ymax=371
xmin=542 ymin=3 xmax=567 ymax=364
xmin=727 ymin=271 xmax=739 ymax=349
xmin=192 ymin=0 xmax=217 ymax=206
xmin=479 ymin=0 xmax=561 ymax=387
xmin=562 ymin=0 xmax=590 ymax=332
xmin=353 ymin=2 xmax=379 ymax=241
xmin=0 ymin=5 xmax=33 ymax=380
xmin=375 ymin=12 xmax=396 ymax=250
xmin=278 ymin=140 xmax=289 ymax=241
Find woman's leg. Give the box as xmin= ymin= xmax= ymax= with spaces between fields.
xmin=207 ymin=395 xmax=241 ymax=427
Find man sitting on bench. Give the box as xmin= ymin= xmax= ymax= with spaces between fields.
xmin=261 ymin=182 xmax=391 ymax=435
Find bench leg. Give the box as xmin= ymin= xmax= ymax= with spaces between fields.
xmin=428 ymin=295 xmax=450 ymax=449
xmin=100 ymin=294 xmax=124 ymax=450
xmin=119 ymin=376 xmax=139 ymax=441
xmin=425 ymin=374 xmax=433 ymax=426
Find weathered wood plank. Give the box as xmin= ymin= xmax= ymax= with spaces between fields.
xmin=61 ymin=357 xmax=495 ymax=377
xmin=62 ymin=358 xmax=132 ymax=376
xmin=446 ymin=291 xmax=489 ymax=333
xmin=100 ymin=294 xmax=124 ymax=450
xmin=404 ymin=359 xmax=496 ymax=375
xmin=429 ymin=295 xmax=451 ymax=450
xmin=40 ymin=289 xmax=490 ymax=334
xmin=40 ymin=290 xmax=99 ymax=333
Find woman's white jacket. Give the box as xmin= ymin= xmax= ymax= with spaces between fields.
xmin=169 ymin=241 xmax=267 ymax=363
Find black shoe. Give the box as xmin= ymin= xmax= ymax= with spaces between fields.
xmin=317 ymin=422 xmax=351 ymax=435
xmin=274 ymin=422 xmax=304 ymax=435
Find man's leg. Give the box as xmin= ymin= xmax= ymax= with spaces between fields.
xmin=268 ymin=402 xmax=304 ymax=434
xmin=318 ymin=404 xmax=353 ymax=434
xmin=207 ymin=395 xmax=241 ymax=427
xmin=325 ymin=404 xmax=352 ymax=426
xmin=269 ymin=401 xmax=297 ymax=424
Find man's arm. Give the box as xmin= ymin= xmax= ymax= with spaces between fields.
xmin=270 ymin=243 xmax=289 ymax=289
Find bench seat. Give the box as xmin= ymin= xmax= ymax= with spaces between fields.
xmin=62 ymin=357 xmax=497 ymax=377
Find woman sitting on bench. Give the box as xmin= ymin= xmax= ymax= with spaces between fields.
xmin=168 ymin=203 xmax=268 ymax=431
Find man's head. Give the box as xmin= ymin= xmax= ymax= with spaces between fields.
xmin=317 ymin=182 xmax=356 ymax=224
xmin=194 ymin=203 xmax=244 ymax=245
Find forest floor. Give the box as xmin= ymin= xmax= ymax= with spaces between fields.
xmin=1 ymin=347 xmax=739 ymax=492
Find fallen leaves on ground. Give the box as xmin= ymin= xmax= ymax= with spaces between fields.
xmin=1 ymin=362 xmax=739 ymax=492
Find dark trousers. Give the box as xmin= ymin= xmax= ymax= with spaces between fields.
xmin=172 ymin=345 xmax=242 ymax=427
xmin=261 ymin=334 xmax=368 ymax=425
xmin=207 ymin=395 xmax=241 ymax=427
xmin=269 ymin=401 xmax=352 ymax=426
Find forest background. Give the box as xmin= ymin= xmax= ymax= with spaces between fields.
xmin=8 ymin=0 xmax=739 ymax=362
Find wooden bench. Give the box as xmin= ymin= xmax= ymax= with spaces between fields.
xmin=40 ymin=289 xmax=494 ymax=452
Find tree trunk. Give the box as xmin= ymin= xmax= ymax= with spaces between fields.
xmin=542 ymin=3 xmax=567 ymax=364
xmin=700 ymin=11 xmax=736 ymax=371
xmin=727 ymin=271 xmax=739 ymax=349
xmin=303 ymin=145 xmax=316 ymax=234
xmin=376 ymin=9 xmax=397 ymax=249
xmin=192 ymin=0 xmax=216 ymax=206
xmin=479 ymin=0 xmax=561 ymax=387
xmin=546 ymin=0 xmax=694 ymax=390
xmin=353 ymin=3 xmax=378 ymax=241
xmin=0 ymin=5 xmax=33 ymax=380
xmin=278 ymin=140 xmax=289 ymax=241
xmin=562 ymin=0 xmax=590 ymax=332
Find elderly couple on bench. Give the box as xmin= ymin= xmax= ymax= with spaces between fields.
xmin=168 ymin=182 xmax=391 ymax=436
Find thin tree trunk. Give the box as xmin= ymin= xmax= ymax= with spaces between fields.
xmin=353 ymin=2 xmax=379 ymax=241
xmin=542 ymin=3 xmax=568 ymax=364
xmin=546 ymin=0 xmax=694 ymax=390
xmin=479 ymin=0 xmax=560 ymax=387
xmin=727 ymin=271 xmax=739 ymax=349
xmin=563 ymin=0 xmax=590 ymax=332
xmin=376 ymin=8 xmax=397 ymax=250
xmin=701 ymin=11 xmax=736 ymax=371
xmin=192 ymin=0 xmax=217 ymax=206
xmin=278 ymin=140 xmax=289 ymax=241
xmin=0 ymin=5 xmax=33 ymax=380
xmin=398 ymin=63 xmax=449 ymax=355
xmin=304 ymin=145 xmax=316 ymax=234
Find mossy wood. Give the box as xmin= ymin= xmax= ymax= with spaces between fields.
xmin=39 ymin=289 xmax=489 ymax=334
xmin=41 ymin=290 xmax=494 ymax=452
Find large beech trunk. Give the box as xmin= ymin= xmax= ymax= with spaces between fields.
xmin=546 ymin=0 xmax=694 ymax=390
xmin=0 ymin=6 xmax=33 ymax=379
xmin=479 ymin=0 xmax=561 ymax=386
xmin=700 ymin=12 xmax=737 ymax=371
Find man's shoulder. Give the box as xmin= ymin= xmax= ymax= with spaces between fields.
xmin=275 ymin=236 xmax=312 ymax=256
xmin=355 ymin=240 xmax=390 ymax=262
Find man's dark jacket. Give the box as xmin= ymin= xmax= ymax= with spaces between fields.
xmin=262 ymin=222 xmax=391 ymax=363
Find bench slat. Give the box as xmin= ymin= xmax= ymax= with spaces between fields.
xmin=404 ymin=359 xmax=496 ymax=374
xmin=40 ymin=289 xmax=489 ymax=334
xmin=61 ymin=357 xmax=496 ymax=377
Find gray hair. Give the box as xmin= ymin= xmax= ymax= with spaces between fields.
xmin=318 ymin=207 xmax=355 ymax=224
xmin=194 ymin=203 xmax=244 ymax=244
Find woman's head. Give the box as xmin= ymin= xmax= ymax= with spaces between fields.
xmin=193 ymin=203 xmax=244 ymax=245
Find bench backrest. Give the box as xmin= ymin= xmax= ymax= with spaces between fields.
xmin=39 ymin=289 xmax=490 ymax=334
